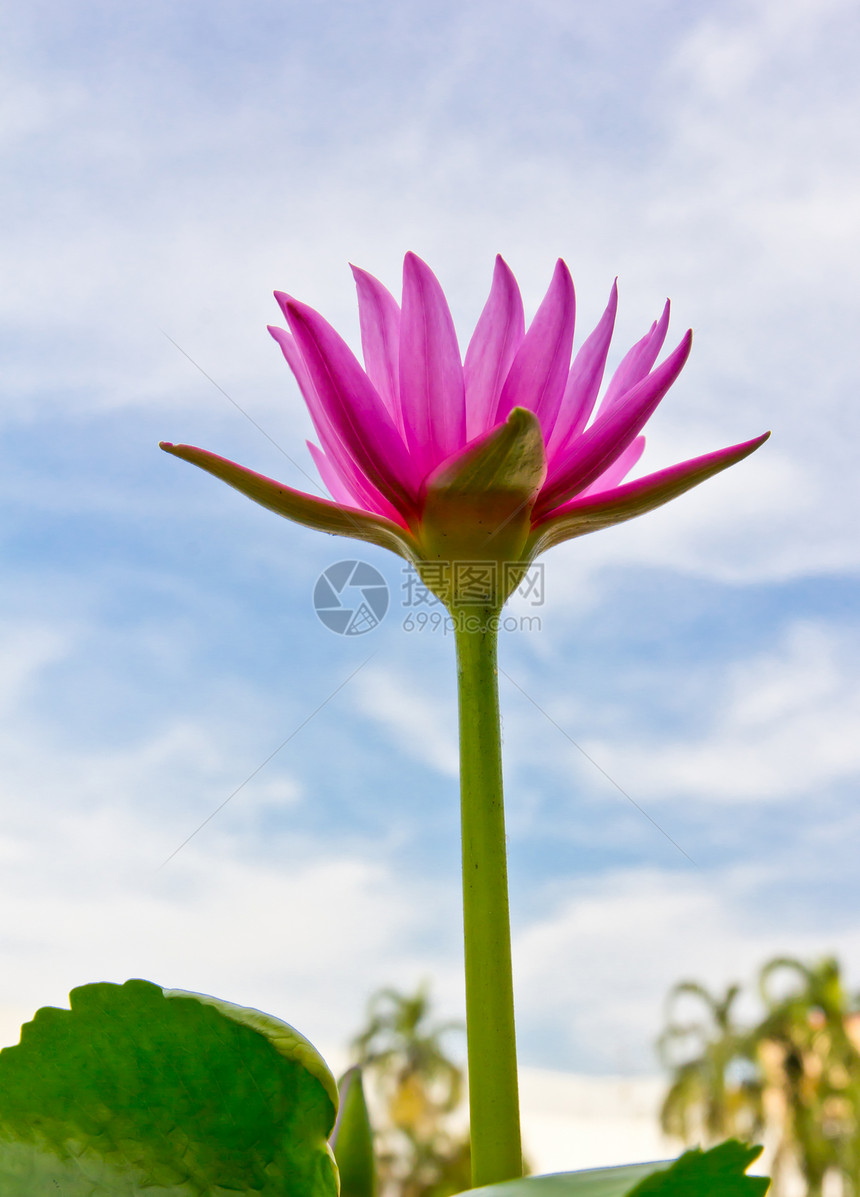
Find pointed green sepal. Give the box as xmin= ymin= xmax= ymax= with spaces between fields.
xmin=526 ymin=433 xmax=770 ymax=556
xmin=331 ymin=1067 xmax=377 ymax=1197
xmin=160 ymin=442 xmax=418 ymax=559
xmin=415 ymin=408 xmax=547 ymax=607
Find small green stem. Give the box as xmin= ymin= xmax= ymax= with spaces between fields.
xmin=453 ymin=606 xmax=522 ymax=1188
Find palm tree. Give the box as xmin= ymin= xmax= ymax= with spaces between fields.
xmin=658 ymin=979 xmax=763 ymax=1146
xmin=351 ymin=985 xmax=471 ymax=1197
xmin=756 ymin=956 xmax=860 ymax=1197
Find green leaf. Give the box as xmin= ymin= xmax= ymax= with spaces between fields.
xmin=458 ymin=1140 xmax=768 ymax=1197
xmin=331 ymin=1068 xmax=377 ymax=1197
xmin=463 ymin=1161 xmax=665 ymax=1197
xmin=0 ymin=979 xmax=339 ymax=1197
xmin=626 ymin=1141 xmax=769 ymax=1196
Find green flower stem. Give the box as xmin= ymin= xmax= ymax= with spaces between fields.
xmin=453 ymin=606 xmax=523 ymax=1188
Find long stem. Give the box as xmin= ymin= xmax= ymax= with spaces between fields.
xmin=453 ymin=606 xmax=522 ymax=1188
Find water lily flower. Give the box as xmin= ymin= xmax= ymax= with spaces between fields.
xmin=161 ymin=254 xmax=768 ymax=608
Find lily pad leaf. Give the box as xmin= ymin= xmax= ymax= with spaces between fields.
xmin=627 ymin=1141 xmax=769 ymax=1196
xmin=463 ymin=1162 xmax=666 ymax=1197
xmin=0 ymin=978 xmax=339 ymax=1197
xmin=460 ymin=1140 xmax=767 ymax=1197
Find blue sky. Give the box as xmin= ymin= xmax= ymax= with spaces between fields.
xmin=2 ymin=0 xmax=860 ymax=1085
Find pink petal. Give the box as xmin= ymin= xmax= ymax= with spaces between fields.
xmin=306 ymin=440 xmax=405 ymax=523
xmin=463 ymin=255 xmax=525 ymax=440
xmin=578 ymin=435 xmax=646 ymax=497
xmin=350 ymin=265 xmax=403 ymax=434
xmin=528 ymin=432 xmax=771 ymax=552
xmin=536 ymin=330 xmax=693 ymax=518
xmin=307 ymin=440 xmax=359 ymax=506
xmin=546 ymin=280 xmax=618 ymax=462
xmin=305 ymin=438 xmax=406 ymax=526
xmin=399 ymin=252 xmax=466 ymax=478
xmin=283 ymin=296 xmax=421 ymax=517
xmin=268 ymin=320 xmax=318 ymax=409
xmin=495 ymin=258 xmax=576 ymax=443
xmin=595 ymin=299 xmax=671 ymax=420
xmin=269 ymin=321 xmax=393 ymax=516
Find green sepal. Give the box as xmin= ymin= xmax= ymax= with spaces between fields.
xmin=0 ymin=979 xmax=339 ymax=1197
xmin=160 ymin=441 xmax=417 ymax=559
xmin=416 ymin=408 xmax=546 ymax=607
xmin=526 ymin=433 xmax=770 ymax=556
xmin=331 ymin=1067 xmax=377 ymax=1197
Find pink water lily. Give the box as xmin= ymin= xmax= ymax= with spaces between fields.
xmin=161 ymin=254 xmax=768 ymax=607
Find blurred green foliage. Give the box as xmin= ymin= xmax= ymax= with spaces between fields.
xmin=659 ymin=955 xmax=860 ymax=1197
xmin=350 ymin=984 xmax=474 ymax=1197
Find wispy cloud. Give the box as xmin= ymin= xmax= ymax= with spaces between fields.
xmin=582 ymin=621 xmax=860 ymax=803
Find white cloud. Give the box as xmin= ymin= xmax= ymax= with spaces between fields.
xmin=0 ymin=620 xmax=73 ymax=714
xmin=514 ymin=862 xmax=860 ymax=1072
xmin=0 ymin=606 xmax=462 ymax=1059
xmin=0 ymin=805 xmax=458 ymax=1067
xmin=584 ymin=622 xmax=860 ymax=803
xmin=355 ymin=665 xmax=460 ymax=777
